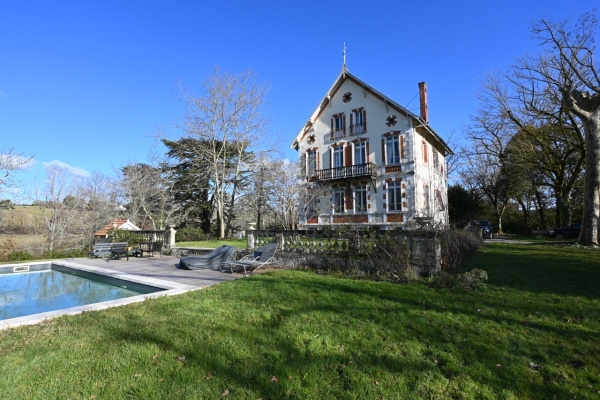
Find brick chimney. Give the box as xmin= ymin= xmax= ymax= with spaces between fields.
xmin=418 ymin=82 xmax=428 ymax=123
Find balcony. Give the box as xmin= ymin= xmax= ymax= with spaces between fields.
xmin=316 ymin=163 xmax=377 ymax=181
xmin=349 ymin=123 xmax=366 ymax=136
xmin=330 ymin=127 xmax=345 ymax=140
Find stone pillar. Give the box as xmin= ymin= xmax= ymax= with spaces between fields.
xmin=410 ymin=234 xmax=440 ymax=276
xmin=247 ymin=223 xmax=256 ymax=250
xmin=169 ymin=227 xmax=176 ymax=247
xmin=275 ymin=233 xmax=285 ymax=251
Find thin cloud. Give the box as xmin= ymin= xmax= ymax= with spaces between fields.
xmin=0 ymin=90 xmax=7 ymax=100
xmin=43 ymin=160 xmax=91 ymax=178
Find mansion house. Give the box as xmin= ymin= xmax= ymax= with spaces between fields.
xmin=290 ymin=66 xmax=452 ymax=229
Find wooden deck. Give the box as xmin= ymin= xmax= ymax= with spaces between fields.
xmin=71 ymin=255 xmax=241 ymax=288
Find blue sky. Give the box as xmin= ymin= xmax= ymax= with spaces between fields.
xmin=0 ymin=1 xmax=596 ymax=200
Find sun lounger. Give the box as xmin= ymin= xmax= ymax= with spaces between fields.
xmin=222 ymin=242 xmax=278 ymax=276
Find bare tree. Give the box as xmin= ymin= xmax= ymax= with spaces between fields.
xmin=517 ymin=12 xmax=600 ymax=245
xmin=78 ymin=172 xmax=121 ymax=248
xmin=118 ymin=161 xmax=182 ymax=230
xmin=0 ymin=148 xmax=34 ymax=197
xmin=460 ymin=104 xmax=513 ymax=233
xmin=178 ymin=67 xmax=269 ymax=238
xmin=34 ymin=165 xmax=85 ymax=251
xmin=265 ymin=159 xmax=300 ymax=230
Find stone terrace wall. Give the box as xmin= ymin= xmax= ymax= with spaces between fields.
xmin=247 ymin=229 xmax=441 ymax=275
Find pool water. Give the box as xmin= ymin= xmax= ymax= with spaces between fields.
xmin=0 ymin=264 xmax=163 ymax=321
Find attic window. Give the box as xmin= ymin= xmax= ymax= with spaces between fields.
xmin=386 ymin=115 xmax=398 ymax=127
xmin=343 ymin=92 xmax=352 ymax=103
xmin=307 ymin=134 xmax=316 ymax=144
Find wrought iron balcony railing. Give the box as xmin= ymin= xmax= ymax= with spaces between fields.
xmin=349 ymin=123 xmax=366 ymax=136
xmin=330 ymin=127 xmax=345 ymax=140
xmin=316 ymin=163 xmax=377 ymax=181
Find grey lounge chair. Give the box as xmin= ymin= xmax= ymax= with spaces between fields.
xmin=223 ymin=242 xmax=278 ymax=276
xmin=179 ymin=245 xmax=237 ymax=270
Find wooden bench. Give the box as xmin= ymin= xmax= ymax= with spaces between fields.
xmin=89 ymin=242 xmax=129 ymax=260
xmin=110 ymin=243 xmax=129 ymax=261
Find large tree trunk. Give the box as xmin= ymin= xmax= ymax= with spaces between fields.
xmin=579 ymin=111 xmax=600 ymax=245
xmin=534 ymin=190 xmax=547 ymax=229
xmin=516 ymin=197 xmax=530 ymax=234
xmin=555 ymin=193 xmax=572 ymax=228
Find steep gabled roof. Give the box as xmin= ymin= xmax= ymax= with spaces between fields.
xmin=290 ymin=69 xmax=452 ymax=154
xmin=93 ymin=219 xmax=140 ymax=237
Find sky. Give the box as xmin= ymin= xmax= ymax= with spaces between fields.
xmin=0 ymin=0 xmax=596 ymax=201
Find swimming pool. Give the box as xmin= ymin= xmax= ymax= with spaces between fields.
xmin=0 ymin=260 xmax=195 ymax=330
xmin=0 ymin=263 xmax=164 ymax=320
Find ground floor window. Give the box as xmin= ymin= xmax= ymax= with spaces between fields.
xmin=354 ymin=185 xmax=367 ymax=212
xmin=333 ymin=188 xmax=345 ymax=213
xmin=387 ymin=182 xmax=402 ymax=211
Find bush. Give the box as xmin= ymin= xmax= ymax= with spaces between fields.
xmin=175 ymin=227 xmax=211 ymax=242
xmin=457 ymin=268 xmax=488 ymax=290
xmin=42 ymin=248 xmax=88 ymax=259
xmin=7 ymin=250 xmax=35 ymax=261
xmin=430 ymin=268 xmax=488 ymax=290
xmin=1 ymin=248 xmax=89 ymax=262
xmin=439 ymin=228 xmax=483 ymax=274
xmin=107 ymin=229 xmax=142 ymax=247
xmin=429 ymin=271 xmax=457 ymax=288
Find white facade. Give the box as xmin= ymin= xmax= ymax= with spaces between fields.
xmin=291 ymin=69 xmax=451 ymax=230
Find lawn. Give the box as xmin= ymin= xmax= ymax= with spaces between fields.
xmin=1 ymin=241 xmax=599 ymax=399
xmin=176 ymin=238 xmax=247 ymax=249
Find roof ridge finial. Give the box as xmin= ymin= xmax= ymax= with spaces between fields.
xmin=342 ymin=42 xmax=348 ymax=76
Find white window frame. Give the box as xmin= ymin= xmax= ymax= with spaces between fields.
xmin=386 ymin=136 xmax=400 ymax=165
xmin=333 ymin=188 xmax=345 ymax=214
xmin=334 ymin=115 xmax=344 ymax=131
xmin=333 ymin=146 xmax=344 ymax=168
xmin=353 ymin=110 xmax=364 ymax=134
xmin=387 ymin=182 xmax=402 ymax=212
xmin=354 ymin=142 xmax=366 ymax=165
xmin=354 ymin=185 xmax=367 ymax=213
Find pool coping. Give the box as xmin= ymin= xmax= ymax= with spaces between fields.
xmin=0 ymin=259 xmax=199 ymax=331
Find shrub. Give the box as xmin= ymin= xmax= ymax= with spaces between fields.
xmin=1 ymin=247 xmax=89 ymax=262
xmin=7 ymin=250 xmax=35 ymax=261
xmin=430 ymin=268 xmax=488 ymax=290
xmin=439 ymin=228 xmax=483 ymax=274
xmin=457 ymin=268 xmax=488 ymax=290
xmin=107 ymin=229 xmax=142 ymax=247
xmin=429 ymin=271 xmax=457 ymax=288
xmin=42 ymin=248 xmax=88 ymax=259
xmin=175 ymin=227 xmax=211 ymax=242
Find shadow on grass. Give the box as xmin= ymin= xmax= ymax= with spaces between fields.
xmin=94 ymin=271 xmax=593 ymax=399
xmin=464 ymin=242 xmax=600 ymax=298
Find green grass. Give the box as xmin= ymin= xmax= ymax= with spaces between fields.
xmin=176 ymin=238 xmax=247 ymax=249
xmin=1 ymin=242 xmax=600 ymax=399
